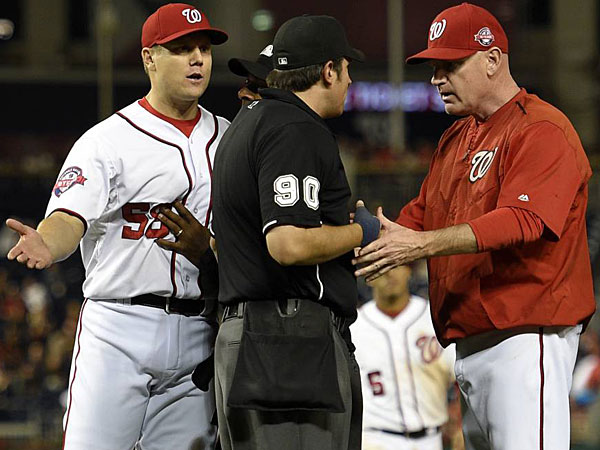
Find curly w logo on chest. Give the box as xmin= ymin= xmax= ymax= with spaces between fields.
xmin=469 ymin=147 xmax=498 ymax=183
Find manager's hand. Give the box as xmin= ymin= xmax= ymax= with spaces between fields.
xmin=353 ymin=207 xmax=424 ymax=282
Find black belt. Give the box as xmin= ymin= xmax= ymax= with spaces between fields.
xmin=130 ymin=294 xmax=212 ymax=316
xmin=222 ymin=301 xmax=247 ymax=321
xmin=222 ymin=300 xmax=352 ymax=335
xmin=372 ymin=426 xmax=441 ymax=439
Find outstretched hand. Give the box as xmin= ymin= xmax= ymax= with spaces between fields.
xmin=6 ymin=218 xmax=53 ymax=269
xmin=353 ymin=207 xmax=424 ymax=282
xmin=155 ymin=201 xmax=210 ymax=268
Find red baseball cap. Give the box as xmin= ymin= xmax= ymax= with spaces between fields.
xmin=141 ymin=3 xmax=228 ymax=48
xmin=406 ymin=2 xmax=508 ymax=64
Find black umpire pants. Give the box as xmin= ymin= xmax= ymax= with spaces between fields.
xmin=214 ymin=301 xmax=362 ymax=450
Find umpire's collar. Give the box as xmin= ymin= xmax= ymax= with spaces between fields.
xmin=259 ymin=88 xmax=329 ymax=127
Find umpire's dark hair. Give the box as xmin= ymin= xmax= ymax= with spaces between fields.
xmin=266 ymin=57 xmax=344 ymax=92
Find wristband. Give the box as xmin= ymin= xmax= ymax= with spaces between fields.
xmin=354 ymin=206 xmax=380 ymax=246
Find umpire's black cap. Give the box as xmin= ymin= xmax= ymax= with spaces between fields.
xmin=272 ymin=15 xmax=364 ymax=70
xmin=228 ymin=44 xmax=274 ymax=81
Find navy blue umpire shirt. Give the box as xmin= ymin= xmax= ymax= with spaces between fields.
xmin=212 ymin=88 xmax=359 ymax=320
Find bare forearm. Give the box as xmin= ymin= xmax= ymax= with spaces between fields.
xmin=353 ymin=220 xmax=478 ymax=281
xmin=298 ymin=223 xmax=363 ymax=264
xmin=37 ymin=213 xmax=84 ymax=262
xmin=422 ymin=223 xmax=478 ymax=258
xmin=266 ymin=223 xmax=363 ymax=266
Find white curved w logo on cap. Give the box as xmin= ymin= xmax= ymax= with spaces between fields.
xmin=429 ymin=19 xmax=447 ymax=41
xmin=182 ymin=8 xmax=202 ymax=24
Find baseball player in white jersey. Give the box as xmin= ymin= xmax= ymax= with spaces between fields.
xmin=352 ymin=265 xmax=457 ymax=450
xmin=5 ymin=4 xmax=229 ymax=449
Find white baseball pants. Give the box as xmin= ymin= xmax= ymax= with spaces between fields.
xmin=455 ymin=325 xmax=581 ymax=450
xmin=62 ymin=299 xmax=217 ymax=450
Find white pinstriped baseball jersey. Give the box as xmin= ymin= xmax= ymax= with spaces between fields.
xmin=54 ymin=99 xmax=229 ymax=450
xmin=352 ymin=296 xmax=455 ymax=434
xmin=46 ymin=100 xmax=229 ymax=300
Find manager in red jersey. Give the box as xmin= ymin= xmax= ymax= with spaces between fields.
xmin=354 ymin=3 xmax=595 ymax=450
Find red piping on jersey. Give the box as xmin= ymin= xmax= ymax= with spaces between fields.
xmin=362 ymin=312 xmax=407 ymax=429
xmin=50 ymin=208 xmax=88 ymax=235
xmin=403 ymin=302 xmax=428 ymax=430
xmin=62 ymin=298 xmax=89 ymax=450
xmin=116 ymin=111 xmax=194 ymax=297
xmin=539 ymin=328 xmax=545 ymax=450
xmin=203 ymin=113 xmax=219 ymax=226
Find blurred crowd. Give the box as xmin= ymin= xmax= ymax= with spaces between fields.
xmin=0 ymin=224 xmax=84 ymax=448
xmin=571 ymin=321 xmax=600 ymax=449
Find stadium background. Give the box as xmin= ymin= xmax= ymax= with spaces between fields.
xmin=0 ymin=0 xmax=598 ymax=448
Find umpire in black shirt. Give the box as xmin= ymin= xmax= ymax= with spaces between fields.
xmin=212 ymin=15 xmax=380 ymax=450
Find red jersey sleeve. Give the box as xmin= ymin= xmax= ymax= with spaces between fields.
xmin=468 ymin=207 xmax=544 ymax=252
xmin=497 ymin=121 xmax=582 ymax=239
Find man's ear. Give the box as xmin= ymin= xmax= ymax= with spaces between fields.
xmin=141 ymin=47 xmax=156 ymax=73
xmin=485 ymin=47 xmax=502 ymax=77
xmin=321 ymin=60 xmax=336 ymax=87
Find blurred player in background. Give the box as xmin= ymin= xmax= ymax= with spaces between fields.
xmin=571 ymin=329 xmax=600 ymax=407
xmin=352 ymin=264 xmax=460 ymax=450
xmin=354 ymin=3 xmax=595 ymax=449
xmin=570 ymin=327 xmax=600 ymax=447
xmin=5 ymin=4 xmax=228 ymax=449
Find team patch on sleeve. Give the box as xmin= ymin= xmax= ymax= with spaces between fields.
xmin=53 ymin=166 xmax=87 ymax=197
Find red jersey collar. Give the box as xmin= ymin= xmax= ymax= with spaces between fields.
xmin=138 ymin=97 xmax=201 ymax=138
